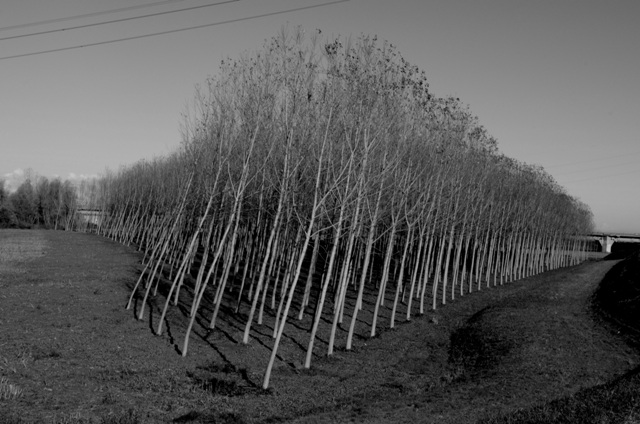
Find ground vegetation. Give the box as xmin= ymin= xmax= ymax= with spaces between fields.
xmin=1 ymin=231 xmax=638 ymax=423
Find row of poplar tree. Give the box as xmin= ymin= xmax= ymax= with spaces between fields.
xmin=82 ymin=27 xmax=594 ymax=388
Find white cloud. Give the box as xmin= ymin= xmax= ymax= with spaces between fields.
xmin=1 ymin=169 xmax=26 ymax=193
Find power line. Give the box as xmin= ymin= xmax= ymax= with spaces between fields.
xmin=0 ymin=0 xmax=350 ymax=61
xmin=545 ymin=148 xmax=640 ymax=169
xmin=562 ymin=168 xmax=640 ymax=184
xmin=0 ymin=0 xmax=240 ymax=42
xmin=553 ymin=159 xmax=639 ymax=176
xmin=0 ymin=0 xmax=188 ymax=32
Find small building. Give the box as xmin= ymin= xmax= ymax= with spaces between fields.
xmin=76 ymin=209 xmax=106 ymax=227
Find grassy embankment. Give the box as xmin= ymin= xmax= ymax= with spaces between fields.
xmin=481 ymin=247 xmax=640 ymax=424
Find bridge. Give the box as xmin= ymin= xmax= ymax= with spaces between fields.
xmin=588 ymin=232 xmax=640 ymax=253
xmin=76 ymin=208 xmax=107 ymax=226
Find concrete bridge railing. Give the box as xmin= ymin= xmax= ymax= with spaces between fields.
xmin=588 ymin=233 xmax=640 ymax=253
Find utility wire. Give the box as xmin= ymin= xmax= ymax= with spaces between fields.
xmin=0 ymin=0 xmax=240 ymax=42
xmin=0 ymin=0 xmax=188 ymax=32
xmin=0 ymin=0 xmax=350 ymax=61
xmin=553 ymin=159 xmax=640 ymax=176
xmin=562 ymin=168 xmax=640 ymax=184
xmin=545 ymin=148 xmax=640 ymax=169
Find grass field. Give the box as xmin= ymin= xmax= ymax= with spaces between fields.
xmin=0 ymin=229 xmax=638 ymax=423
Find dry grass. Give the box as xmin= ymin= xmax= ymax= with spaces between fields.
xmin=0 ymin=376 xmax=23 ymax=400
xmin=1 ymin=229 xmax=638 ymax=423
xmin=0 ymin=230 xmax=47 ymax=277
xmin=481 ymin=250 xmax=640 ymax=424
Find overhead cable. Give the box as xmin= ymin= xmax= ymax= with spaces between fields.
xmin=0 ymin=0 xmax=350 ymax=61
xmin=562 ymin=168 xmax=640 ymax=184
xmin=545 ymin=148 xmax=640 ymax=169
xmin=0 ymin=0 xmax=240 ymax=42
xmin=0 ymin=0 xmax=189 ymax=32
xmin=554 ymin=159 xmax=640 ymax=176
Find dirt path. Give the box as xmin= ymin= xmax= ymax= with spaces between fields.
xmin=1 ymin=230 xmax=638 ymax=423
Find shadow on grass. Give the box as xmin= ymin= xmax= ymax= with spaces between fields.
xmin=172 ymin=410 xmax=247 ymax=424
xmin=479 ymin=366 xmax=640 ymax=424
xmin=481 ymin=249 xmax=640 ymax=424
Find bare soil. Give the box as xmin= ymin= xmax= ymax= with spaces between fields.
xmin=1 ymin=230 xmax=638 ymax=423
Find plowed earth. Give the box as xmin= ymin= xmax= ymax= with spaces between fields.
xmin=0 ymin=230 xmax=638 ymax=423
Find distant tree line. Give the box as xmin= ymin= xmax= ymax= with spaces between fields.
xmin=0 ymin=175 xmax=78 ymax=230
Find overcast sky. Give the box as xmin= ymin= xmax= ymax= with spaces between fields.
xmin=1 ymin=0 xmax=638 ymax=233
